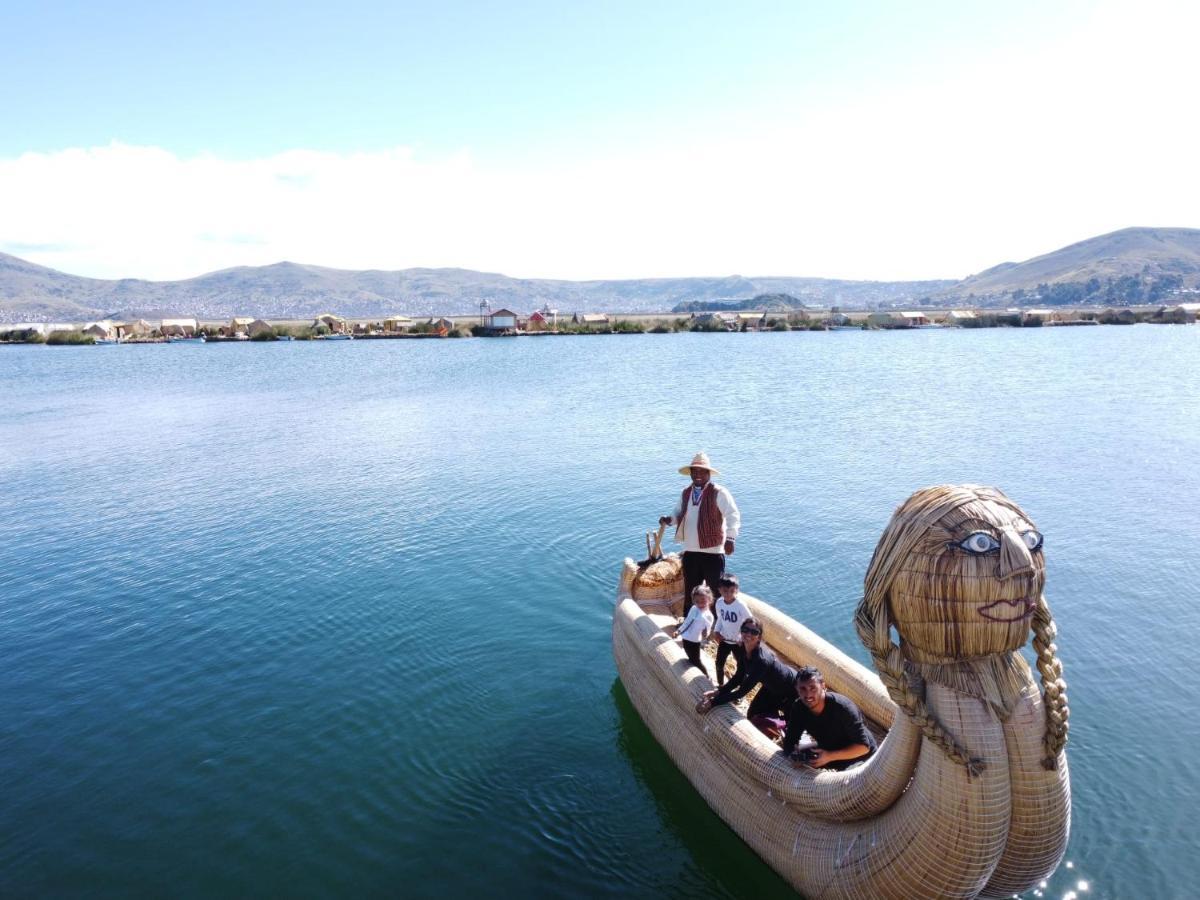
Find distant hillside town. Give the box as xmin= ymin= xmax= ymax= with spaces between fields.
xmin=2 ymin=226 xmax=1199 ymax=324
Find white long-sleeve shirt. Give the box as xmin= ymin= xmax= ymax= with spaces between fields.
xmin=670 ymin=483 xmax=741 ymax=554
xmin=677 ymin=605 xmax=714 ymax=642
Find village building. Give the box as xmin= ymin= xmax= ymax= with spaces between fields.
xmin=947 ymin=310 xmax=976 ymax=325
xmin=485 ymin=308 xmax=520 ymax=333
xmin=383 ymin=315 xmax=414 ymax=332
xmin=689 ymin=312 xmax=730 ymax=329
xmin=1022 ymin=308 xmax=1060 ymax=325
xmin=430 ymin=317 xmax=455 ymax=334
xmin=161 ymin=317 xmax=199 ymax=336
xmin=247 ymin=319 xmax=274 ymax=338
xmin=312 ymin=313 xmax=347 ymax=334
xmin=1162 ymin=302 xmax=1200 ymax=323
xmin=573 ymin=313 xmax=610 ymax=328
xmin=82 ymin=320 xmax=117 ymax=339
xmin=526 ymin=310 xmax=552 ymax=332
xmin=117 ymin=319 xmax=153 ymax=339
xmin=229 ymin=316 xmax=255 ymax=336
xmin=4 ymin=323 xmax=50 ymax=336
xmin=734 ymin=312 xmax=766 ymax=330
xmin=866 ymin=311 xmax=928 ymax=328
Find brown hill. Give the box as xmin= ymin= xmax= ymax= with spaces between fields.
xmin=0 ymin=253 xmax=952 ymax=322
xmin=953 ymin=227 xmax=1200 ymax=295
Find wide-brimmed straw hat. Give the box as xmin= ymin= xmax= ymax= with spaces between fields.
xmin=679 ymin=451 xmax=720 ymax=476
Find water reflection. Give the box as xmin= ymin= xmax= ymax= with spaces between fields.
xmin=611 ymin=681 xmax=796 ymax=899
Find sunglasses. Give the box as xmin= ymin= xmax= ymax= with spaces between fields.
xmin=740 ymin=626 xmax=762 ymax=636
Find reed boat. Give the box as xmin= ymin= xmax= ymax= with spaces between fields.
xmin=613 ymin=485 xmax=1071 ymax=899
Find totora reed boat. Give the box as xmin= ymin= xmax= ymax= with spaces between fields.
xmin=613 ymin=485 xmax=1070 ymax=899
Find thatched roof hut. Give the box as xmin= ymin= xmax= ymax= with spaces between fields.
xmin=118 ymin=319 xmax=153 ymax=338
xmin=83 ymin=320 xmax=117 ymax=339
xmin=161 ymin=317 xmax=198 ymax=336
xmin=312 ymin=313 xmax=347 ymax=333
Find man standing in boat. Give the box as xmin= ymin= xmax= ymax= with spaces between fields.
xmin=659 ymin=452 xmax=741 ymax=615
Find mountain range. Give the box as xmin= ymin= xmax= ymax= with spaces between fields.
xmin=2 ymin=226 xmax=1198 ymax=323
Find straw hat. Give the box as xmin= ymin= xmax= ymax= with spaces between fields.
xmin=679 ymin=451 xmax=720 ymax=476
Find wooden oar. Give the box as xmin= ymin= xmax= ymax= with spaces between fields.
xmin=638 ymin=522 xmax=668 ymax=567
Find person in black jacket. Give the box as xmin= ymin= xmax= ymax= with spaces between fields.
xmin=782 ymin=666 xmax=876 ymax=770
xmin=695 ymin=617 xmax=796 ymax=735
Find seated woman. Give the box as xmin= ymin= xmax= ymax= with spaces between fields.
xmin=695 ymin=616 xmax=796 ymax=737
xmin=782 ymin=666 xmax=876 ymax=770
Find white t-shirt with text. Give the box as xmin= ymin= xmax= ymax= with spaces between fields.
xmin=713 ymin=596 xmax=752 ymax=642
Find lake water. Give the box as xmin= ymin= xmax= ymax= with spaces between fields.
xmin=2 ymin=326 xmax=1198 ymax=898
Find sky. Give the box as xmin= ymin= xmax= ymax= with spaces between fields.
xmin=1 ymin=0 xmax=1198 ymax=282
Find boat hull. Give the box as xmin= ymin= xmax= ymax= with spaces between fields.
xmin=613 ymin=561 xmax=1068 ymax=899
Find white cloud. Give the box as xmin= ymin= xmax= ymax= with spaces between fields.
xmin=2 ymin=1 xmax=1197 ymax=283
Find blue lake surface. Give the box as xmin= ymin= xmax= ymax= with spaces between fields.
xmin=2 ymin=326 xmax=1198 ymax=898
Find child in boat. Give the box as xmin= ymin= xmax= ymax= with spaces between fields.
xmin=673 ymin=585 xmax=715 ymax=678
xmin=712 ymin=573 xmax=751 ymax=689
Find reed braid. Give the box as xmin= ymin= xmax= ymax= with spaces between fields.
xmin=1031 ymin=597 xmax=1069 ymax=769
xmin=855 ymin=607 xmax=985 ymax=777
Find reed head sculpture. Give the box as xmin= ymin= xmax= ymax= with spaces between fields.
xmin=855 ymin=485 xmax=1069 ymax=774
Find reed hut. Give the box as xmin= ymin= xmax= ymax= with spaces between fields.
xmin=312 ymin=313 xmax=347 ymax=334
xmin=735 ymin=312 xmax=766 ymax=330
xmin=161 ymin=318 xmax=199 ymax=336
xmin=247 ymin=319 xmax=274 ymax=338
xmin=573 ymin=313 xmax=610 ymax=328
xmin=8 ymin=323 xmax=48 ymax=336
xmin=1160 ymin=305 xmax=1196 ymax=324
xmin=117 ymin=319 xmax=153 ymax=338
xmin=230 ymin=316 xmax=255 ymax=336
xmin=82 ymin=321 xmax=117 ymax=339
xmin=867 ymin=311 xmax=896 ymax=328
xmin=1022 ymin=308 xmax=1059 ymax=325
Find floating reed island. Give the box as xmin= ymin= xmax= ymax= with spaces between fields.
xmin=1 ymin=303 xmax=1194 ymax=345
xmin=614 ymin=485 xmax=1070 ymax=899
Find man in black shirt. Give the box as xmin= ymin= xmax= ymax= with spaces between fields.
xmin=782 ymin=666 xmax=876 ymax=770
xmin=695 ymin=617 xmax=796 ymax=734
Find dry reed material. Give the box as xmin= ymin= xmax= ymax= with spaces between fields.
xmin=613 ymin=485 xmax=1070 ymax=899
xmin=855 ymin=485 xmax=1069 ymax=774
xmin=620 ymin=553 xmax=685 ymax=616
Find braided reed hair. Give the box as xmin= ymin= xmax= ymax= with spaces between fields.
xmin=854 ymin=485 xmax=1068 ymax=775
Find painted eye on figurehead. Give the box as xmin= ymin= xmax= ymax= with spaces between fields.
xmin=1021 ymin=529 xmax=1044 ymax=551
xmin=958 ymin=531 xmax=1001 ymax=554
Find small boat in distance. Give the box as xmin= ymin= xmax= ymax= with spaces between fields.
xmin=324 ymin=333 xmax=354 ymax=340
xmin=168 ymin=335 xmax=206 ymax=343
